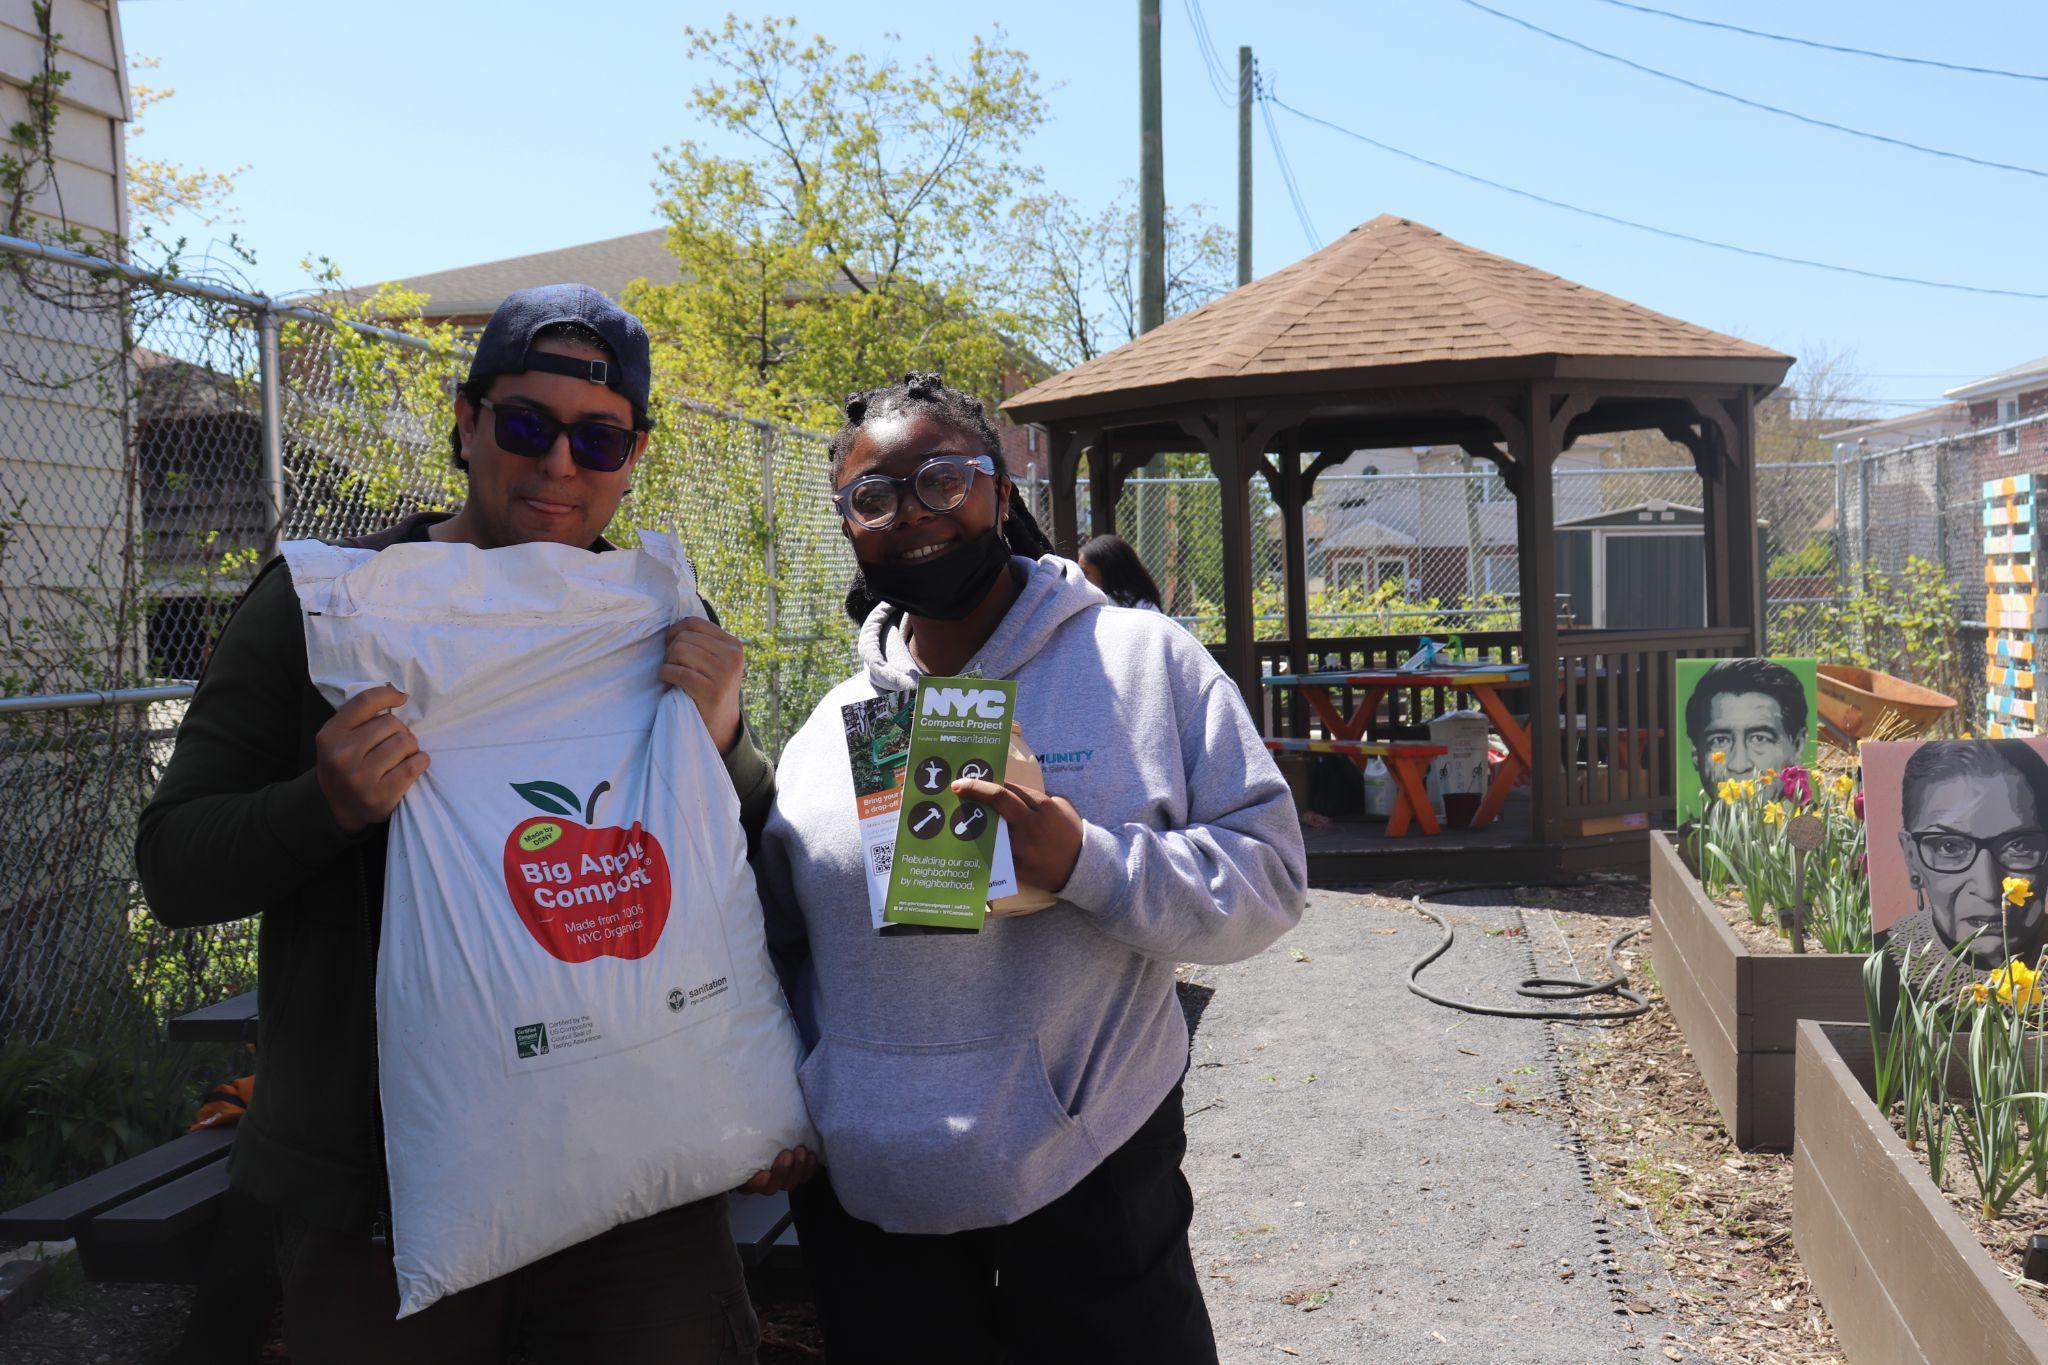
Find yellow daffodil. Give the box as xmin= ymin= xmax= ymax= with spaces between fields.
xmin=2007 ymin=876 xmax=2034 ymax=908
xmin=1716 ymin=779 xmax=1739 ymax=804
xmin=1991 ymin=958 xmax=2042 ymax=1011
xmin=1739 ymin=779 xmax=1758 ymax=800
xmin=1831 ymin=774 xmax=1855 ymax=802
xmin=1709 ymin=750 xmax=1727 ymax=765
xmin=1762 ymin=801 xmax=1787 ymax=827
xmin=1966 ymin=980 xmax=1993 ymax=1006
xmin=1762 ymin=768 xmax=1778 ymax=785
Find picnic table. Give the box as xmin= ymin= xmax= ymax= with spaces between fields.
xmin=1263 ymin=664 xmax=1533 ymax=829
xmin=1262 ymin=737 xmax=1447 ymax=836
xmin=167 ymin=989 xmax=258 ymax=1045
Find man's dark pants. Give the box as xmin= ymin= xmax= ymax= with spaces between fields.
xmin=277 ymin=1194 xmax=759 ymax=1364
xmin=789 ymin=1083 xmax=1217 ymax=1363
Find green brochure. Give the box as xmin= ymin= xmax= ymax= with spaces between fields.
xmin=882 ymin=676 xmax=1017 ymax=931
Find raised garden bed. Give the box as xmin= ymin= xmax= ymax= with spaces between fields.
xmin=1649 ymin=830 xmax=1864 ymax=1149
xmin=1794 ymin=1019 xmax=2048 ymax=1364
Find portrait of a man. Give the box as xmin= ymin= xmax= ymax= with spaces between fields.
xmin=1675 ymin=657 xmax=1816 ymax=825
xmin=1883 ymin=739 xmax=2048 ymax=977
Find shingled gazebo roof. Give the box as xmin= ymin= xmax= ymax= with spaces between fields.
xmin=1004 ymin=215 xmax=1791 ymax=424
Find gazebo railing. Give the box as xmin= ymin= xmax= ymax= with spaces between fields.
xmin=1234 ymin=624 xmax=1754 ymax=837
xmin=1551 ymin=627 xmax=1752 ymax=825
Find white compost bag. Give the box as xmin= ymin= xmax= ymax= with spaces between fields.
xmin=282 ymin=533 xmax=816 ymax=1318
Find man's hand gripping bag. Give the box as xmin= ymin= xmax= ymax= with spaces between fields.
xmin=281 ymin=534 xmax=816 ymax=1318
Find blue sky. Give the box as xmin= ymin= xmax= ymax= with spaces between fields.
xmin=118 ymin=0 xmax=2045 ymax=414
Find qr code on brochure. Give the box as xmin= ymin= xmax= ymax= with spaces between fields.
xmin=869 ymin=842 xmax=893 ymax=879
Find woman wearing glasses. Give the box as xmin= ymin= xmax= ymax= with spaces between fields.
xmin=1890 ymin=738 xmax=2048 ymax=980
xmin=755 ymin=373 xmax=1305 ymax=1361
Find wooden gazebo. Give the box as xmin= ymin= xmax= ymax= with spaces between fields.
xmin=1003 ymin=216 xmax=1794 ymax=872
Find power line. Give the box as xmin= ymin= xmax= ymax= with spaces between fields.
xmin=1182 ymin=0 xmax=1234 ymax=105
xmin=1261 ymin=91 xmax=2048 ymax=300
xmin=1459 ymin=0 xmax=2048 ymax=181
xmin=1586 ymin=0 xmax=2048 ymax=85
xmin=1258 ymin=83 xmax=1321 ymax=249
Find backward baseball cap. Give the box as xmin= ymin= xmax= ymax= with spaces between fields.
xmin=467 ymin=283 xmax=654 ymax=429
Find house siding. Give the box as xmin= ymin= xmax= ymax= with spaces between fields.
xmin=0 ymin=0 xmax=132 ymax=686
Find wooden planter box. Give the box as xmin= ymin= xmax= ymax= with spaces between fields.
xmin=1648 ymin=830 xmax=1864 ymax=1149
xmin=1794 ymin=1020 xmax=2048 ymax=1364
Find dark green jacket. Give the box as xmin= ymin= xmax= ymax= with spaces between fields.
xmin=135 ymin=515 xmax=775 ymax=1234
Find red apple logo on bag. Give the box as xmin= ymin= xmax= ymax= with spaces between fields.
xmin=501 ymin=778 xmax=671 ymax=962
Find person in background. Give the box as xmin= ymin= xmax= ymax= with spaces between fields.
xmin=759 ymin=372 xmax=1307 ymax=1362
xmin=1078 ymin=532 xmax=1165 ymax=611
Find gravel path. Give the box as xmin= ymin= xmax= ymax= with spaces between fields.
xmin=1181 ymin=886 xmax=1683 ymax=1364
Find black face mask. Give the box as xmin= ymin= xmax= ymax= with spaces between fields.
xmin=857 ymin=527 xmax=1011 ymax=620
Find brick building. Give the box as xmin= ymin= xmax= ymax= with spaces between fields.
xmin=1948 ymin=355 xmax=2048 ymax=489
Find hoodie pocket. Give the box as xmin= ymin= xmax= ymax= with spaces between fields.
xmin=799 ymin=1031 xmax=1100 ymax=1235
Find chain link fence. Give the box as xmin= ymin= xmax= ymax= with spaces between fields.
xmin=0 ymin=235 xmax=852 ymax=1049
xmin=5 ymin=217 xmax=2039 ymax=1048
xmin=1026 ymin=446 xmax=1844 ymax=649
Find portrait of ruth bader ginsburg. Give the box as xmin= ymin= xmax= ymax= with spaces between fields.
xmin=1870 ymin=738 xmax=2048 ymax=979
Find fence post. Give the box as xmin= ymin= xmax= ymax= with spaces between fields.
xmin=257 ymin=308 xmax=286 ymax=560
xmin=1857 ymin=443 xmax=1872 ymax=574
xmin=757 ymin=423 xmax=782 ymax=755
xmin=1933 ymin=440 xmax=1950 ymax=578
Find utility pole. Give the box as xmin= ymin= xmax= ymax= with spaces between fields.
xmin=1139 ymin=0 xmax=1165 ymax=332
xmin=1237 ymin=46 xmax=1253 ymax=287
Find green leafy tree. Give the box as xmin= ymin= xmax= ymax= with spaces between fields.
xmin=630 ymin=17 xmax=1045 ymax=426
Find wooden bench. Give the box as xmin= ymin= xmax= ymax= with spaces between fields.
xmin=1262 ymin=737 xmax=1448 ymax=836
xmin=1 ymin=1127 xmax=798 ymax=1284
xmin=0 ymin=1126 xmax=234 ymax=1284
xmin=5 ymin=987 xmax=803 ymax=1286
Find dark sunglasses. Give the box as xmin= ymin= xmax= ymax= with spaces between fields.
xmin=832 ymin=454 xmax=996 ymax=531
xmin=477 ymin=399 xmax=640 ymax=472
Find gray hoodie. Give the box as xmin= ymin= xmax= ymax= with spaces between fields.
xmin=758 ymin=555 xmax=1307 ymax=1235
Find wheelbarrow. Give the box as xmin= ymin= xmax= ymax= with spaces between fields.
xmin=1815 ymin=664 xmax=1957 ymax=749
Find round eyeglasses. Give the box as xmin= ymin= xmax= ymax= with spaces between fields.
xmin=1911 ymin=827 xmax=2048 ymax=875
xmin=831 ymin=454 xmax=995 ymax=531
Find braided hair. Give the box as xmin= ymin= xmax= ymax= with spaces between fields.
xmin=830 ymin=371 xmax=1058 ymax=623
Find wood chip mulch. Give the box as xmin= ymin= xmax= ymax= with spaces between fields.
xmin=1516 ymin=883 xmax=1846 ymax=1365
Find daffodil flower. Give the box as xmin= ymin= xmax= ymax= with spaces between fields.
xmin=1831 ymin=774 xmax=1855 ymax=802
xmin=2006 ymin=876 xmax=2033 ymax=908
xmin=1716 ymin=779 xmax=1739 ymax=804
xmin=1990 ymin=958 xmax=2041 ymax=1011
xmin=1709 ymin=750 xmax=1727 ymax=765
xmin=1762 ymin=801 xmax=1787 ymax=826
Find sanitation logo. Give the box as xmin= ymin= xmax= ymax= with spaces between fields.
xmin=501 ymin=777 xmax=672 ymax=963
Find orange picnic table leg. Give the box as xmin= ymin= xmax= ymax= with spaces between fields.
xmin=1300 ymin=685 xmax=1384 ymax=743
xmin=1385 ymin=754 xmax=1440 ymax=837
xmin=1468 ymin=683 xmax=1531 ymax=829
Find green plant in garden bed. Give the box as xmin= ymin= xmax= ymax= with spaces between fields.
xmin=1866 ymin=926 xmax=2048 ymax=1219
xmin=1696 ymin=762 xmax=1870 ymax=953
xmin=0 ymin=1035 xmax=243 ymax=1207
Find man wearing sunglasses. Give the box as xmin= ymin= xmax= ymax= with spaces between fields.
xmin=139 ymin=284 xmax=802 ymax=1362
